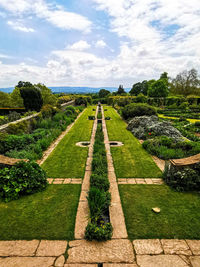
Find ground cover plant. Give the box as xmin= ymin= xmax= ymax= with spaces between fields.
xmin=142 ymin=136 xmax=200 ymax=160
xmin=85 ymin=108 xmax=112 ymax=241
xmin=119 ymin=185 xmax=200 ymax=240
xmin=0 ymin=105 xmax=84 ymax=161
xmin=0 ymin=184 xmax=81 ymax=240
xmin=0 ymin=161 xmax=47 ymax=202
xmin=104 ymin=106 xmax=162 ymax=178
xmin=42 ymin=106 xmax=96 ymax=178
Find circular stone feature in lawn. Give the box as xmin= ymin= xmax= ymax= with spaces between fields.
xmin=76 ymin=142 xmax=90 ymax=147
xmin=109 ymin=141 xmax=124 ymax=147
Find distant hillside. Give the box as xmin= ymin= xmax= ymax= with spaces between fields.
xmin=0 ymin=86 xmax=130 ymax=94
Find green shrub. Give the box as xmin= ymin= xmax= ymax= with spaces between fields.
xmin=6 ymin=120 xmax=30 ymax=135
xmin=90 ymin=174 xmax=110 ymax=191
xmin=121 ymin=103 xmax=157 ymax=120
xmin=40 ymin=104 xmax=56 ymax=118
xmin=65 ymin=105 xmax=76 ymax=113
xmin=164 ymin=163 xmax=200 ymax=191
xmin=88 ymin=116 xmax=95 ymax=120
xmin=0 ymin=161 xmax=47 ymax=202
xmin=194 ymin=121 xmax=200 ymax=127
xmin=85 ymin=222 xmax=113 ymax=241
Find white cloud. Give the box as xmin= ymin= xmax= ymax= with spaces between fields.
xmin=66 ymin=40 xmax=91 ymax=51
xmin=95 ymin=40 xmax=107 ymax=48
xmin=0 ymin=0 xmax=92 ymax=32
xmin=0 ymin=53 xmax=13 ymax=59
xmin=7 ymin=20 xmax=35 ymax=32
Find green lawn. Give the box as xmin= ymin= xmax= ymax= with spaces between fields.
xmin=104 ymin=107 xmax=162 ymax=178
xmin=0 ymin=185 xmax=81 ymax=240
xmin=119 ymin=185 xmax=200 ymax=240
xmin=42 ymin=106 xmax=96 ymax=178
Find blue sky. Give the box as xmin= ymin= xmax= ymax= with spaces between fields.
xmin=0 ymin=0 xmax=199 ymax=88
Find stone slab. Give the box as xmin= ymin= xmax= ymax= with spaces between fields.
xmin=127 ymin=179 xmax=136 ymax=184
xmin=133 ymin=239 xmax=163 ymax=255
xmin=189 ymin=256 xmax=200 ymax=267
xmin=81 ymin=170 xmax=91 ymax=191
xmin=67 ymin=239 xmax=135 ymax=263
xmin=79 ymin=190 xmax=88 ymax=201
xmin=53 ymin=179 xmax=64 ymax=184
xmin=65 ymin=265 xmax=97 ymax=267
xmin=36 ymin=240 xmax=67 ymax=256
xmin=74 ymin=201 xmax=89 ymax=239
xmin=144 ymin=179 xmax=153 ymax=184
xmin=161 ymin=239 xmax=192 ymax=255
xmin=47 ymin=178 xmax=53 ymax=184
xmin=63 ymin=178 xmax=72 ymax=184
xmin=186 ymin=240 xmax=200 ymax=255
xmin=137 ymin=255 xmax=188 ymax=267
xmin=104 ymin=264 xmax=138 ymax=267
xmin=71 ymin=179 xmax=82 ymax=184
xmin=135 ymin=179 xmax=146 ymax=184
xmin=55 ymin=255 xmax=65 ymax=267
xmin=0 ymin=257 xmax=55 ymax=267
xmin=0 ymin=240 xmax=39 ymax=256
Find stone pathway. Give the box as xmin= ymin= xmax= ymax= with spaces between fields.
xmin=74 ymin=106 xmax=98 ymax=239
xmin=47 ymin=178 xmax=82 ymax=184
xmin=37 ymin=109 xmax=85 ymax=165
xmin=1 ymin=239 xmax=200 ymax=266
xmin=118 ymin=178 xmax=164 ymax=185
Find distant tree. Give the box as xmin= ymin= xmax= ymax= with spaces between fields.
xmin=10 ymin=87 xmax=24 ymax=107
xmin=20 ymin=86 xmax=43 ymax=111
xmin=170 ymin=69 xmax=200 ymax=96
xmin=17 ymin=81 xmax=33 ymax=88
xmin=117 ymin=85 xmax=126 ymax=95
xmin=35 ymin=83 xmax=57 ymax=106
xmin=148 ymin=79 xmax=169 ymax=97
xmin=130 ymin=80 xmax=148 ymax=96
xmin=160 ymin=72 xmax=168 ymax=80
xmin=0 ymin=91 xmax=12 ymax=107
xmin=99 ymin=89 xmax=110 ymax=98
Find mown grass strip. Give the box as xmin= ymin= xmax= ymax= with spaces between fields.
xmin=104 ymin=106 xmax=162 ymax=178
xmin=42 ymin=106 xmax=96 ymax=178
xmin=119 ymin=185 xmax=200 ymax=240
xmin=0 ymin=185 xmax=81 ymax=240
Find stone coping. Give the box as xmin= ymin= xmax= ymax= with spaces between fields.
xmin=0 ymin=239 xmax=199 ymax=266
xmin=118 ymin=178 xmax=164 ymax=185
xmin=47 ymin=178 xmax=82 ymax=184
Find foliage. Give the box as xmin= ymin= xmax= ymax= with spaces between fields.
xmin=0 ymin=91 xmax=12 ymax=108
xmin=0 ymin=161 xmax=47 ymax=202
xmin=40 ymin=104 xmax=57 ymax=118
xmin=130 ymin=80 xmax=148 ymax=96
xmin=85 ymin=222 xmax=113 ymax=241
xmin=142 ymin=136 xmax=200 ymax=159
xmin=170 ymin=68 xmax=200 ymax=96
xmin=99 ymin=89 xmax=110 ymax=98
xmin=6 ymin=120 xmax=30 ymax=135
xmin=20 ymin=86 xmax=43 ymax=111
xmin=10 ymin=87 xmax=24 ymax=108
xmin=35 ymin=83 xmax=57 ymax=106
xmin=148 ymin=79 xmax=169 ymax=97
xmin=164 ymin=163 xmax=200 ymax=191
xmin=117 ymin=84 xmax=126 ymax=95
xmin=121 ymin=103 xmax=157 ymax=120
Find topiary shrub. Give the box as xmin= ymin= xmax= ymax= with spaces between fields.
xmin=121 ymin=103 xmax=157 ymax=120
xmin=164 ymin=163 xmax=200 ymax=191
xmin=0 ymin=161 xmax=47 ymax=202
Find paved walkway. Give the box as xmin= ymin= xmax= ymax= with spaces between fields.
xmin=118 ymin=178 xmax=164 ymax=185
xmin=0 ymin=239 xmax=199 ymax=266
xmin=47 ymin=178 xmax=82 ymax=184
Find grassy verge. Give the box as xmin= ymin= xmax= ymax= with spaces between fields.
xmin=0 ymin=185 xmax=81 ymax=240
xmin=42 ymin=106 xmax=96 ymax=178
xmin=119 ymin=185 xmax=200 ymax=240
xmin=158 ymin=114 xmax=200 ymax=123
xmin=104 ymin=106 xmax=162 ymax=178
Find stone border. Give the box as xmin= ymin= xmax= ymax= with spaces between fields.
xmin=102 ymin=106 xmax=128 ymax=239
xmin=47 ymin=178 xmax=82 ymax=184
xmin=76 ymin=141 xmax=90 ymax=147
xmin=74 ymin=107 xmax=98 ymax=239
xmin=109 ymin=141 xmax=124 ymax=147
xmin=118 ymin=178 xmax=164 ymax=185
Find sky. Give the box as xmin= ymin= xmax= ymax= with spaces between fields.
xmin=0 ymin=0 xmax=200 ymax=88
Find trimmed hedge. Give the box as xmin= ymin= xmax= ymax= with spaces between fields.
xmin=121 ymin=103 xmax=157 ymax=120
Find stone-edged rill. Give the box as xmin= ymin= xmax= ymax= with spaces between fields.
xmin=85 ymin=109 xmax=113 ymax=241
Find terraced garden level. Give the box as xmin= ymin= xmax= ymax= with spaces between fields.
xmin=42 ymin=106 xmax=96 ymax=178
xmin=0 ymin=185 xmax=81 ymax=240
xmin=119 ymin=185 xmax=200 ymax=240
xmin=104 ymin=106 xmax=162 ymax=178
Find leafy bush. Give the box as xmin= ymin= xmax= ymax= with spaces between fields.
xmin=6 ymin=120 xmax=30 ymax=135
xmin=40 ymin=104 xmax=57 ymax=118
xmin=85 ymin=222 xmax=113 ymax=241
xmin=0 ymin=161 xmax=47 ymax=202
xmin=195 ymin=121 xmax=200 ymax=127
xmin=90 ymin=174 xmax=110 ymax=191
xmin=121 ymin=103 xmax=157 ymax=120
xmin=164 ymin=163 xmax=200 ymax=191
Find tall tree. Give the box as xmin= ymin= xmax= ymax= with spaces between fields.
xmin=0 ymin=91 xmax=12 ymax=107
xmin=98 ymin=89 xmax=110 ymax=98
xmin=171 ymin=69 xmax=200 ymax=96
xmin=10 ymin=87 xmax=24 ymax=107
xmin=117 ymin=84 xmax=126 ymax=95
xmin=148 ymin=80 xmax=169 ymax=97
xmin=20 ymin=86 xmax=43 ymax=111
xmin=35 ymin=83 xmax=57 ymax=106
xmin=130 ymin=80 xmax=148 ymax=95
